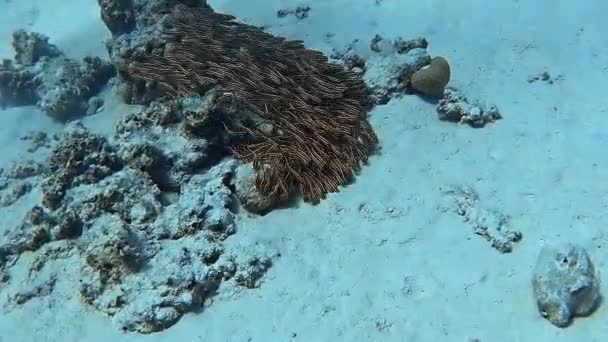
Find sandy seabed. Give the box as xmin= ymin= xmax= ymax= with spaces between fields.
xmin=1 ymin=0 xmax=608 ymax=341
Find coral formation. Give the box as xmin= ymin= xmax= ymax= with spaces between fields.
xmin=0 ymin=30 xmax=115 ymax=121
xmin=443 ymin=185 xmax=522 ymax=253
xmin=437 ymin=88 xmax=502 ymax=127
xmin=410 ymin=56 xmax=451 ymax=97
xmin=332 ymin=36 xmax=502 ymax=128
xmin=11 ymin=30 xmax=61 ymax=65
xmin=0 ymin=114 xmax=277 ymax=333
xmin=114 ymin=93 xmax=225 ymax=190
xmin=0 ymin=160 xmax=46 ymax=208
xmin=97 ymin=0 xmax=135 ymax=35
xmin=120 ymin=4 xmax=378 ymax=204
xmin=0 ymin=60 xmax=282 ymax=330
xmin=356 ymin=35 xmax=430 ymax=105
xmin=332 ymin=35 xmax=454 ymax=105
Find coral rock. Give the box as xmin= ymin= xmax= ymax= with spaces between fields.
xmin=532 ymin=243 xmax=601 ymax=327
xmin=411 ymin=56 xmax=450 ymax=97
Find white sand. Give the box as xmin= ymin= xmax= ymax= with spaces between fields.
xmin=1 ymin=0 xmax=608 ymax=341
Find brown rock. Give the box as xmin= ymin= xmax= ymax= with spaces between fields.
xmin=411 ymin=56 xmax=450 ymax=97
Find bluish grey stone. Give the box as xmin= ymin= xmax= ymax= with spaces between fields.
xmin=532 ymin=244 xmax=601 ymax=327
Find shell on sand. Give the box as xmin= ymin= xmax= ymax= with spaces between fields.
xmin=411 ymin=56 xmax=451 ymax=97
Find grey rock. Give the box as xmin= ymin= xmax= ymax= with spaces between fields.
xmin=532 ymin=243 xmax=601 ymax=327
xmin=0 ymin=59 xmax=39 ymax=107
xmin=0 ymin=69 xmax=278 ymax=333
xmin=331 ymin=35 xmax=430 ymax=106
xmin=436 ymin=88 xmax=502 ymax=128
xmin=227 ymin=242 xmax=275 ymax=288
xmin=35 ymin=56 xmax=115 ymax=121
xmin=86 ymin=96 xmax=104 ymax=115
xmin=233 ymin=163 xmax=277 ymax=215
xmin=114 ymin=95 xmax=224 ymax=189
xmin=98 ymin=0 xmax=136 ymax=36
xmin=103 ymin=0 xmax=209 ymax=104
xmin=366 ymin=47 xmax=430 ymax=103
xmin=0 ymin=30 xmax=114 ymax=121
xmin=11 ymin=29 xmax=61 ymax=66
xmin=41 ymin=125 xmax=122 ymax=209
xmin=443 ymin=185 xmax=522 ymax=253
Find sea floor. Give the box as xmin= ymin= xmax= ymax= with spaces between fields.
xmin=1 ymin=0 xmax=608 ymax=341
